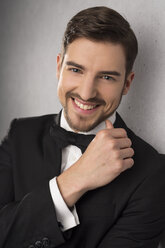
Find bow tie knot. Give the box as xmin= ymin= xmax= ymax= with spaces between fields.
xmin=67 ymin=132 xmax=79 ymax=146
xmin=50 ymin=123 xmax=95 ymax=153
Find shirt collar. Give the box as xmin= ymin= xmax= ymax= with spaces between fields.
xmin=60 ymin=109 xmax=116 ymax=135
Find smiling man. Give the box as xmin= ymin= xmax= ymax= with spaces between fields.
xmin=0 ymin=6 xmax=165 ymax=248
xmin=57 ymin=39 xmax=133 ymax=132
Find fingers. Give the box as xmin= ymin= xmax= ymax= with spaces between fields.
xmin=119 ymin=147 xmax=134 ymax=159
xmin=105 ymin=119 xmax=114 ymax=129
xmin=122 ymin=158 xmax=134 ymax=170
xmin=103 ymin=119 xmax=127 ymax=139
xmin=99 ymin=128 xmax=127 ymax=139
xmin=115 ymin=158 xmax=134 ymax=174
xmin=100 ymin=120 xmax=134 ymax=174
xmin=118 ymin=138 xmax=132 ymax=149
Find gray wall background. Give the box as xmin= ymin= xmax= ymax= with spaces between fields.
xmin=0 ymin=0 xmax=165 ymax=246
xmin=0 ymin=0 xmax=165 ymax=154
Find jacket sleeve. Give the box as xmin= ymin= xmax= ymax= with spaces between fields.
xmin=0 ymin=120 xmax=66 ymax=248
xmin=97 ymin=156 xmax=165 ymax=248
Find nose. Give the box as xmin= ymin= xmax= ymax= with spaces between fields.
xmin=78 ymin=74 xmax=97 ymax=101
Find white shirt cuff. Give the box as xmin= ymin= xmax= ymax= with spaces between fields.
xmin=49 ymin=177 xmax=80 ymax=231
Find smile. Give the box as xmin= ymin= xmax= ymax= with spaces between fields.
xmin=74 ymin=99 xmax=97 ymax=110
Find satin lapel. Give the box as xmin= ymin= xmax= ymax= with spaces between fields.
xmin=114 ymin=112 xmax=128 ymax=130
xmin=42 ymin=112 xmax=62 ymax=179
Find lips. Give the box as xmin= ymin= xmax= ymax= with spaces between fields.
xmin=74 ymin=98 xmax=97 ymax=110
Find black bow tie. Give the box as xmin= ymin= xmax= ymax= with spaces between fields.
xmin=50 ymin=123 xmax=95 ymax=153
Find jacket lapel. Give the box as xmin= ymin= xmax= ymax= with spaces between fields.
xmin=42 ymin=112 xmax=62 ymax=179
xmin=114 ymin=112 xmax=128 ymax=129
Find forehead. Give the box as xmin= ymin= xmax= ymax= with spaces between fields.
xmin=63 ymin=38 xmax=126 ymax=73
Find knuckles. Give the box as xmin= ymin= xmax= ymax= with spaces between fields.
xmin=107 ymin=139 xmax=118 ymax=150
xmin=96 ymin=128 xmax=128 ymax=140
xmin=114 ymin=160 xmax=124 ymax=173
xmin=95 ymin=129 xmax=134 ymax=159
xmin=97 ymin=129 xmax=111 ymax=139
xmin=112 ymin=150 xmax=121 ymax=159
xmin=119 ymin=128 xmax=127 ymax=137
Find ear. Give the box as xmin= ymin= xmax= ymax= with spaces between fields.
xmin=56 ymin=53 xmax=62 ymax=80
xmin=122 ymin=71 xmax=135 ymax=95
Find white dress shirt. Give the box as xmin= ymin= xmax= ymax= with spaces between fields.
xmin=49 ymin=110 xmax=116 ymax=231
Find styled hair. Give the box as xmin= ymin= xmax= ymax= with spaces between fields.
xmin=62 ymin=6 xmax=138 ymax=76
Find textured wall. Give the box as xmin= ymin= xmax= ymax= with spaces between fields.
xmin=0 ymin=0 xmax=165 ymax=154
xmin=0 ymin=0 xmax=165 ymax=246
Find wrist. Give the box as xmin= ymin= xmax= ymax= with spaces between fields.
xmin=57 ymin=167 xmax=87 ymax=207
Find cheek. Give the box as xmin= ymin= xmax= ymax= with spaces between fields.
xmin=103 ymin=87 xmax=120 ymax=101
xmin=58 ymin=72 xmax=76 ymax=92
xmin=57 ymin=80 xmax=66 ymax=104
xmin=57 ymin=74 xmax=75 ymax=104
xmin=57 ymin=74 xmax=68 ymax=95
xmin=103 ymin=85 xmax=124 ymax=106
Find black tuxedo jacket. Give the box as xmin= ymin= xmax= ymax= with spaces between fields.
xmin=0 ymin=112 xmax=165 ymax=248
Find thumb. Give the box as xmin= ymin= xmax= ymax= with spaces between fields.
xmin=105 ymin=119 xmax=114 ymax=129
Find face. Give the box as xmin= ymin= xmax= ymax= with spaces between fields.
xmin=57 ymin=38 xmax=134 ymax=132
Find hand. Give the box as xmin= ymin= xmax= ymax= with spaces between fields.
xmin=73 ymin=119 xmax=134 ymax=190
xmin=57 ymin=120 xmax=134 ymax=207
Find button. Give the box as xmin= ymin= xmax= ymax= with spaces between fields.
xmin=42 ymin=237 xmax=50 ymax=247
xmin=35 ymin=241 xmax=42 ymax=247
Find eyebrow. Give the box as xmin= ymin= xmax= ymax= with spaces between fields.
xmin=99 ymin=71 xmax=121 ymax=77
xmin=66 ymin=61 xmax=85 ymax=70
xmin=66 ymin=61 xmax=121 ymax=77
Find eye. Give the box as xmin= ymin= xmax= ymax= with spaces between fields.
xmin=69 ymin=68 xmax=81 ymax=73
xmin=101 ymin=75 xmax=115 ymax=81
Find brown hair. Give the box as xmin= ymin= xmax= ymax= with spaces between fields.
xmin=61 ymin=6 xmax=138 ymax=76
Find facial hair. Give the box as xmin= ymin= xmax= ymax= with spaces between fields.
xmin=63 ymin=90 xmax=124 ymax=132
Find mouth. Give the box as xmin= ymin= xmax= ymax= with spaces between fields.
xmin=71 ymin=97 xmax=100 ymax=113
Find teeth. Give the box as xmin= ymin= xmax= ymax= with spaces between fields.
xmin=74 ymin=99 xmax=96 ymax=110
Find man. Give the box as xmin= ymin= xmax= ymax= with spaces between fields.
xmin=0 ymin=6 xmax=165 ymax=248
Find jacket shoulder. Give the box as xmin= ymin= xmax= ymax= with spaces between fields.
xmin=9 ymin=114 xmax=57 ymax=138
xmin=127 ymin=124 xmax=163 ymax=175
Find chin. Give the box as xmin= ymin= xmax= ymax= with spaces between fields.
xmin=65 ymin=114 xmax=103 ymax=132
xmin=68 ymin=119 xmax=94 ymax=132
